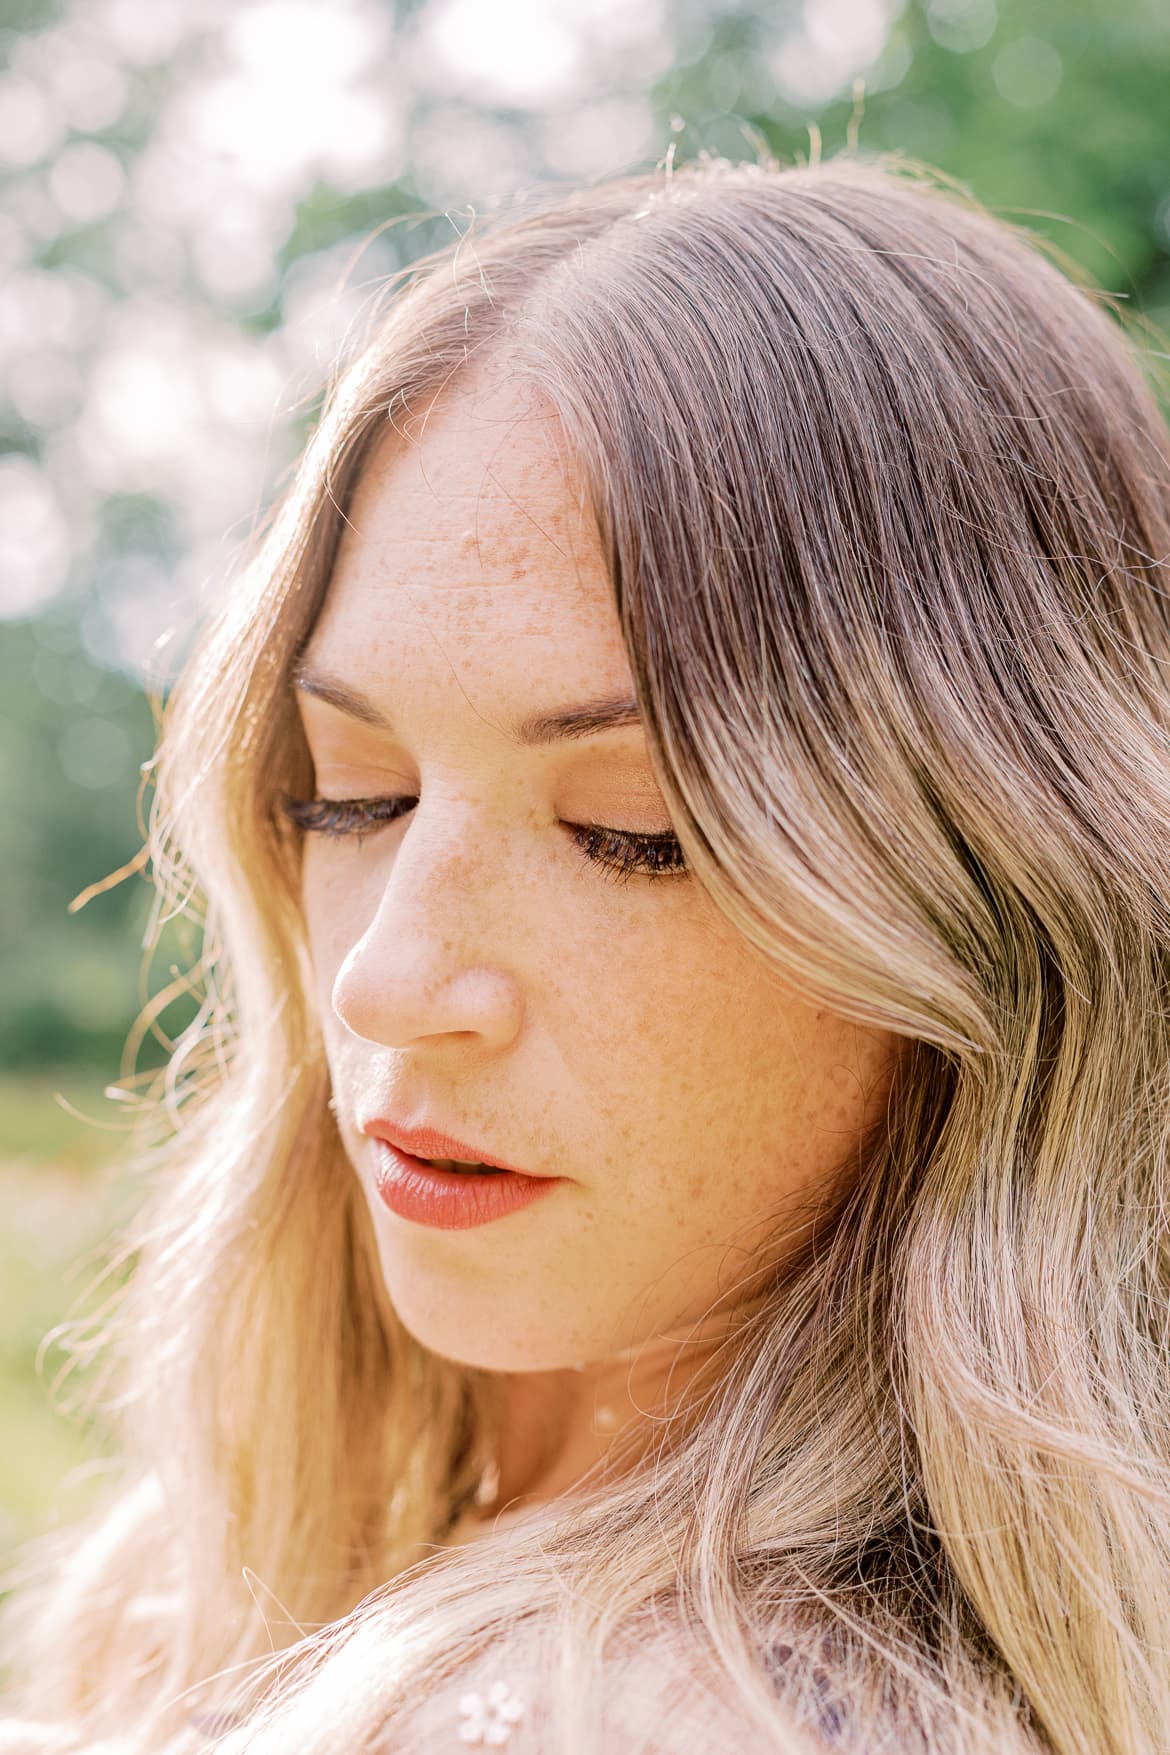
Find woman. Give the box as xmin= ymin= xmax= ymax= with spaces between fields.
xmin=2 ymin=149 xmax=1169 ymax=1753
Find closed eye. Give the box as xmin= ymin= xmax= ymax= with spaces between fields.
xmin=277 ymin=792 xmax=688 ymax=885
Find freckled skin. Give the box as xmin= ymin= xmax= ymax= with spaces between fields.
xmin=296 ymin=364 xmax=902 ymax=1507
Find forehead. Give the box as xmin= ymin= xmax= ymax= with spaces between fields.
xmin=312 ymin=365 xmax=622 ymax=661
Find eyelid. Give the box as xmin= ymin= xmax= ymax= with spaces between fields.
xmin=303 ymin=791 xmax=678 ymax=841
xmin=303 ymin=754 xmax=417 ymax=789
xmin=302 ymin=747 xmax=670 ymax=812
xmin=279 ymin=790 xmax=687 ymax=881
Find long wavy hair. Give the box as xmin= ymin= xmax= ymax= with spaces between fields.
xmin=3 ymin=149 xmax=1170 ymax=1754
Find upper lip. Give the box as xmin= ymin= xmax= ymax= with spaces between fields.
xmin=361 ymin=1118 xmax=542 ymax=1177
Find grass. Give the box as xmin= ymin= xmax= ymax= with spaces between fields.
xmin=0 ymin=1067 xmax=145 ymax=1566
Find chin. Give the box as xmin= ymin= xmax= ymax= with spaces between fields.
xmin=368 ymin=1237 xmax=578 ymax=1372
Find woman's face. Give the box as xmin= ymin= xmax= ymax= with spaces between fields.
xmin=294 ymin=363 xmax=899 ymax=1373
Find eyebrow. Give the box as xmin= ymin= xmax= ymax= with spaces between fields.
xmin=290 ymin=660 xmax=645 ymax=747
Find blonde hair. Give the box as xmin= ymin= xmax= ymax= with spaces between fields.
xmin=3 ymin=149 xmax=1170 ymax=1753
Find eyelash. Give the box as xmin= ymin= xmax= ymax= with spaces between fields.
xmin=277 ymin=793 xmax=688 ymax=885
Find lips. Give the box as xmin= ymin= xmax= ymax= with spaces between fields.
xmin=369 ymin=1139 xmax=564 ymax=1229
xmin=360 ymin=1118 xmax=539 ymax=1178
xmin=422 ymin=1158 xmax=498 ymax=1175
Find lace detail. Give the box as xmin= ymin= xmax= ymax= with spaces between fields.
xmin=456 ymin=1679 xmax=527 ymax=1745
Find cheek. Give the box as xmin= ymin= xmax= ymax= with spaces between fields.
xmin=298 ymin=848 xmax=372 ymax=1018
xmin=586 ymin=918 xmax=893 ymax=1207
xmin=546 ymin=912 xmax=753 ymax=1163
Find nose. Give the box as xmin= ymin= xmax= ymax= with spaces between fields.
xmin=327 ymin=799 xmax=526 ymax=1054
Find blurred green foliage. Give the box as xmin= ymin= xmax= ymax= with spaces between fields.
xmin=0 ymin=616 xmax=158 ymax=1071
xmin=0 ymin=1069 xmax=134 ymax=1563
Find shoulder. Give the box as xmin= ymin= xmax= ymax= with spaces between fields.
xmin=387 ymin=1622 xmax=832 ymax=1755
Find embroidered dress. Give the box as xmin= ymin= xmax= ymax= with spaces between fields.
xmin=187 ymin=1499 xmax=542 ymax=1745
xmin=456 ymin=1679 xmax=527 ymax=1745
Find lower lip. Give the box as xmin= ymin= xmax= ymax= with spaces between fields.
xmin=370 ymin=1141 xmax=564 ymax=1230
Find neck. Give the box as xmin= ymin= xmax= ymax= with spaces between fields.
xmin=476 ymin=1308 xmax=742 ymax=1516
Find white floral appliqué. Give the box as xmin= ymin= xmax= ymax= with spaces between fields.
xmin=457 ymin=1679 xmax=526 ymax=1745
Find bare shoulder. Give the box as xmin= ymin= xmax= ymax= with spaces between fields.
xmin=387 ymin=1620 xmax=830 ymax=1755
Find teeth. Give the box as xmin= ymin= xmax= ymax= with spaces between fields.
xmin=423 ymin=1157 xmax=499 ymax=1174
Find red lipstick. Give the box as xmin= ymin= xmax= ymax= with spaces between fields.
xmin=361 ymin=1119 xmax=565 ymax=1230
